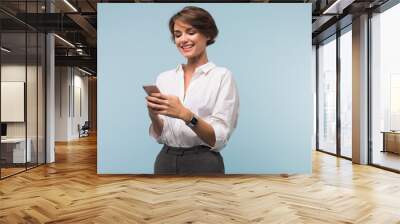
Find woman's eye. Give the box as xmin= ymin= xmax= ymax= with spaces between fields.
xmin=188 ymin=32 xmax=196 ymax=35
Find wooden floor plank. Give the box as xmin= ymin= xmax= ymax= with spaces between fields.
xmin=1 ymin=134 xmax=400 ymax=223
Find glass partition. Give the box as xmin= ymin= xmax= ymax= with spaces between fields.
xmin=27 ymin=31 xmax=38 ymax=169
xmin=1 ymin=31 xmax=28 ymax=177
xmin=317 ymin=36 xmax=337 ymax=155
xmin=0 ymin=1 xmax=46 ymax=179
xmin=371 ymin=3 xmax=400 ymax=171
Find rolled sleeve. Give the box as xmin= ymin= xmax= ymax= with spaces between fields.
xmin=204 ymin=116 xmax=230 ymax=151
xmin=204 ymin=70 xmax=239 ymax=151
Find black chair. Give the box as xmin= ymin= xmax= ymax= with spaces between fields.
xmin=79 ymin=121 xmax=90 ymax=138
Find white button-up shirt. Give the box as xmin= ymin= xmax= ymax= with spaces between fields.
xmin=149 ymin=61 xmax=239 ymax=152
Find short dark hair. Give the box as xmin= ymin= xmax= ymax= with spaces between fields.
xmin=168 ymin=6 xmax=218 ymax=46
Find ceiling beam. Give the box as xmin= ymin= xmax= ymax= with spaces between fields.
xmin=55 ymin=55 xmax=96 ymax=70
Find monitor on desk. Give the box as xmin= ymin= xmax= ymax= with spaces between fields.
xmin=1 ymin=123 xmax=7 ymax=138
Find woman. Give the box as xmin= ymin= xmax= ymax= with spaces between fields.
xmin=146 ymin=6 xmax=239 ymax=175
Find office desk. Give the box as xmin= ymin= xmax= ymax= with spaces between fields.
xmin=1 ymin=138 xmax=32 ymax=163
xmin=381 ymin=131 xmax=400 ymax=154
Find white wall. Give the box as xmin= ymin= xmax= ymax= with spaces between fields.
xmin=1 ymin=64 xmax=46 ymax=164
xmin=55 ymin=66 xmax=69 ymax=141
xmin=55 ymin=67 xmax=89 ymax=141
xmin=1 ymin=65 xmax=26 ymax=137
xmin=1 ymin=65 xmax=40 ymax=138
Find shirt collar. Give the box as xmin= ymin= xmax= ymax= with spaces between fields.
xmin=176 ymin=61 xmax=216 ymax=75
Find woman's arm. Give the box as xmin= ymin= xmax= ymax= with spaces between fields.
xmin=181 ymin=108 xmax=216 ymax=147
xmin=147 ymin=93 xmax=216 ymax=147
xmin=148 ymin=107 xmax=164 ymax=138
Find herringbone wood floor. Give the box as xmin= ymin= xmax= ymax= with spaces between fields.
xmin=1 ymin=134 xmax=400 ymax=224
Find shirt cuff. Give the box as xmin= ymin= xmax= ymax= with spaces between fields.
xmin=203 ymin=116 xmax=229 ymax=152
xmin=149 ymin=117 xmax=166 ymax=144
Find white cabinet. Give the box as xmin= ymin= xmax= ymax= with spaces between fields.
xmin=1 ymin=138 xmax=32 ymax=163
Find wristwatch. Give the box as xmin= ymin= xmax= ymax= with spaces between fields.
xmin=186 ymin=113 xmax=199 ymax=128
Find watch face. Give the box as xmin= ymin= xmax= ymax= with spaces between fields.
xmin=188 ymin=115 xmax=198 ymax=127
xmin=191 ymin=116 xmax=198 ymax=125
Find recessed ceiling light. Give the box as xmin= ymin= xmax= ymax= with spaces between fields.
xmin=78 ymin=67 xmax=93 ymax=76
xmin=1 ymin=47 xmax=11 ymax=53
xmin=63 ymin=0 xmax=78 ymax=12
xmin=322 ymin=0 xmax=353 ymax=15
xmin=54 ymin=34 xmax=75 ymax=48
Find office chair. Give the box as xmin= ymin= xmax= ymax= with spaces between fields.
xmin=79 ymin=121 xmax=90 ymax=138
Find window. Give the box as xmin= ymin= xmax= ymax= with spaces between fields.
xmin=339 ymin=28 xmax=352 ymax=158
xmin=318 ymin=36 xmax=337 ymax=154
xmin=371 ymin=3 xmax=400 ymax=171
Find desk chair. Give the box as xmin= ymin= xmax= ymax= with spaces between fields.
xmin=79 ymin=121 xmax=90 ymax=138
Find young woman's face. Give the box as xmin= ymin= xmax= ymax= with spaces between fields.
xmin=173 ymin=19 xmax=209 ymax=59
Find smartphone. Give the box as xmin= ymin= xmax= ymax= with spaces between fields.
xmin=143 ymin=85 xmax=161 ymax=96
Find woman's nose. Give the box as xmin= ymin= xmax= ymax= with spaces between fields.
xmin=179 ymin=34 xmax=189 ymax=43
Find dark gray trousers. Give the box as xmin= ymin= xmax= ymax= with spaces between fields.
xmin=154 ymin=145 xmax=225 ymax=175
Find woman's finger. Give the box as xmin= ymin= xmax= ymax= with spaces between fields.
xmin=147 ymin=103 xmax=164 ymax=111
xmin=157 ymin=93 xmax=169 ymax=100
xmin=150 ymin=93 xmax=162 ymax=98
xmin=147 ymin=96 xmax=168 ymax=105
xmin=147 ymin=101 xmax=168 ymax=110
xmin=157 ymin=110 xmax=169 ymax=116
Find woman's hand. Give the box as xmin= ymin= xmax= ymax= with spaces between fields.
xmin=146 ymin=93 xmax=192 ymax=122
xmin=146 ymin=93 xmax=216 ymax=147
xmin=147 ymin=104 xmax=159 ymax=119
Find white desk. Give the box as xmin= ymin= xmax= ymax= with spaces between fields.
xmin=1 ymin=138 xmax=32 ymax=163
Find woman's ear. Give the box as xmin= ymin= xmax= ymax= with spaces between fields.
xmin=206 ymin=36 xmax=211 ymax=44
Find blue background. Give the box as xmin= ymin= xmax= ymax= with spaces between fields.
xmin=98 ymin=3 xmax=312 ymax=174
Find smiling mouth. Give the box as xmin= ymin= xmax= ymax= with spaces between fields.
xmin=181 ymin=44 xmax=194 ymax=51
